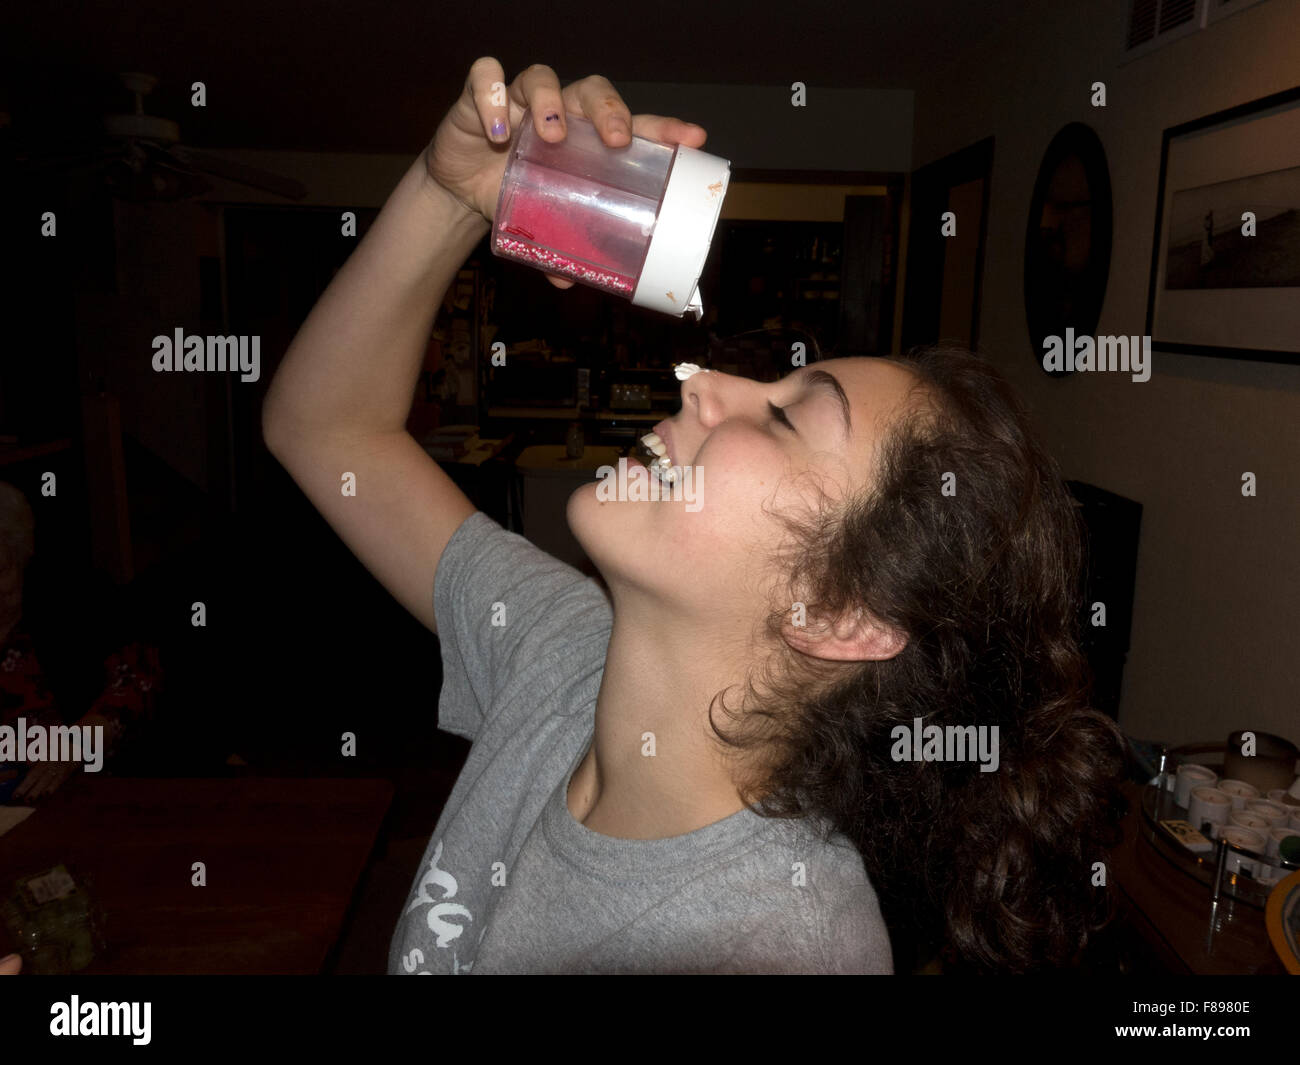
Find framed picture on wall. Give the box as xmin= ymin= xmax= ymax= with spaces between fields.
xmin=1146 ymin=85 xmax=1300 ymax=365
xmin=1024 ymin=123 xmax=1113 ymax=376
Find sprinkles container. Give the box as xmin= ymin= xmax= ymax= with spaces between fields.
xmin=491 ymin=109 xmax=730 ymax=319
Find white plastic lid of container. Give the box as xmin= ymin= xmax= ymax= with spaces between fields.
xmin=631 ymin=144 xmax=730 ymax=319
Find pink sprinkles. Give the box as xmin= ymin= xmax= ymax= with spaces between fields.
xmin=495 ymin=236 xmax=636 ymax=296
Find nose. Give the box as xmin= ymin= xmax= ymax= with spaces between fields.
xmin=681 ymin=367 xmax=722 ymax=429
xmin=682 ymin=367 xmax=769 ymax=432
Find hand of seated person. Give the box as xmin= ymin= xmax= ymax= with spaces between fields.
xmin=10 ymin=710 xmax=111 ymax=801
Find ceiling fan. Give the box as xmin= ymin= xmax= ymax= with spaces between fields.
xmin=9 ymin=71 xmax=307 ymax=203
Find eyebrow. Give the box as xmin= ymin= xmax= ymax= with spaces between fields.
xmin=797 ymin=369 xmax=852 ymax=442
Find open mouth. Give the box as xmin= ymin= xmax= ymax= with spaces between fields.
xmin=632 ymin=433 xmax=680 ymax=484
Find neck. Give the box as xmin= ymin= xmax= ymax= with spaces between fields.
xmin=568 ymin=585 xmax=759 ymax=840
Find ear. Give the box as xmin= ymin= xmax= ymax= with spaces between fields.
xmin=782 ymin=605 xmax=907 ymax=663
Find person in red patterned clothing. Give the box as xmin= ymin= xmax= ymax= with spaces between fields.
xmin=0 ymin=482 xmax=163 ymax=801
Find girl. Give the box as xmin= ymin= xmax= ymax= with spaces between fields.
xmin=263 ymin=58 xmax=1127 ymax=974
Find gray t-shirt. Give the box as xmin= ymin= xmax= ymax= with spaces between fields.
xmin=387 ymin=510 xmax=893 ymax=974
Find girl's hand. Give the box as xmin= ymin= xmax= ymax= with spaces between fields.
xmin=11 ymin=758 xmax=76 ymax=800
xmin=423 ymin=57 xmax=708 ymax=288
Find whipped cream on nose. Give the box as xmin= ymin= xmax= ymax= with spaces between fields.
xmin=674 ymin=362 xmax=710 ymax=381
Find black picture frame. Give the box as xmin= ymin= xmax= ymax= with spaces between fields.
xmin=1145 ymin=85 xmax=1300 ymax=366
xmin=1024 ymin=122 xmax=1114 ymax=377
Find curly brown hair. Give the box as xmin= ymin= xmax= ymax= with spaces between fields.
xmin=711 ymin=344 xmax=1130 ymax=974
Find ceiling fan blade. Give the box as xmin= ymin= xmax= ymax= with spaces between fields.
xmin=8 ymin=152 xmax=117 ymax=197
xmin=136 ymin=138 xmax=198 ymax=174
xmin=171 ymin=145 xmax=307 ymax=200
xmin=91 ymin=140 xmax=207 ymax=200
xmin=11 ymin=140 xmax=126 ymax=171
xmin=104 ymin=158 xmax=212 ymax=201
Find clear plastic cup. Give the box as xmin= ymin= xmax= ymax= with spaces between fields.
xmin=492 ymin=110 xmax=730 ymax=319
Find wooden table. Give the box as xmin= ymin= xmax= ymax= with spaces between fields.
xmin=1108 ymin=780 xmax=1285 ymax=973
xmin=0 ymin=774 xmax=393 ymax=974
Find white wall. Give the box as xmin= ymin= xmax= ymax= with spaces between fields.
xmin=911 ymin=0 xmax=1300 ymax=746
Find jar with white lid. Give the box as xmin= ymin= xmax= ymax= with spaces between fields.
xmin=491 ymin=110 xmax=730 ymax=319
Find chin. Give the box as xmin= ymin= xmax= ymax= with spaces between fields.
xmin=565 ymin=464 xmax=749 ymax=595
xmin=567 ymin=479 xmax=683 ymax=592
xmin=567 ymin=480 xmax=631 ymax=574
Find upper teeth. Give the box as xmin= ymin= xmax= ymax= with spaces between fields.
xmin=642 ymin=433 xmax=669 ymax=462
xmin=640 ymin=433 xmax=678 ymax=481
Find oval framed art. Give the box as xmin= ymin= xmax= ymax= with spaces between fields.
xmin=1024 ymin=122 xmax=1114 ymax=376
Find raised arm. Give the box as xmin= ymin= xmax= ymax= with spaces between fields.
xmin=261 ymin=157 xmax=485 ymax=634
xmin=262 ymin=57 xmax=707 ymax=634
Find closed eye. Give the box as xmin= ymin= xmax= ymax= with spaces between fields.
xmin=768 ymin=401 xmax=796 ymax=432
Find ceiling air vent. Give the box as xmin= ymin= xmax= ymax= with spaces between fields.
xmin=1127 ymin=0 xmax=1158 ymax=47
xmin=1159 ymin=0 xmax=1199 ymax=32
xmin=1124 ymin=0 xmax=1203 ymax=55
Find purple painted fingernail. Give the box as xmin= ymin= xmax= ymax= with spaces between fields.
xmin=491 ymin=118 xmax=506 ymax=140
xmin=544 ymin=111 xmax=560 ymax=123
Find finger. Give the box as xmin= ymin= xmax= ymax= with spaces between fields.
xmin=42 ymin=766 xmax=71 ymax=797
xmin=464 ymin=56 xmax=512 ymax=143
xmin=0 ymin=953 xmax=21 ymax=975
xmin=27 ymin=764 xmax=67 ymax=799
xmin=510 ymin=63 xmax=568 ymax=142
xmin=629 ymin=114 xmax=708 ymax=149
xmin=562 ymin=75 xmax=633 ymax=146
xmin=12 ymin=770 xmax=34 ymax=799
xmin=24 ymin=769 xmax=50 ymax=799
xmin=546 ymin=274 xmax=576 ymax=289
